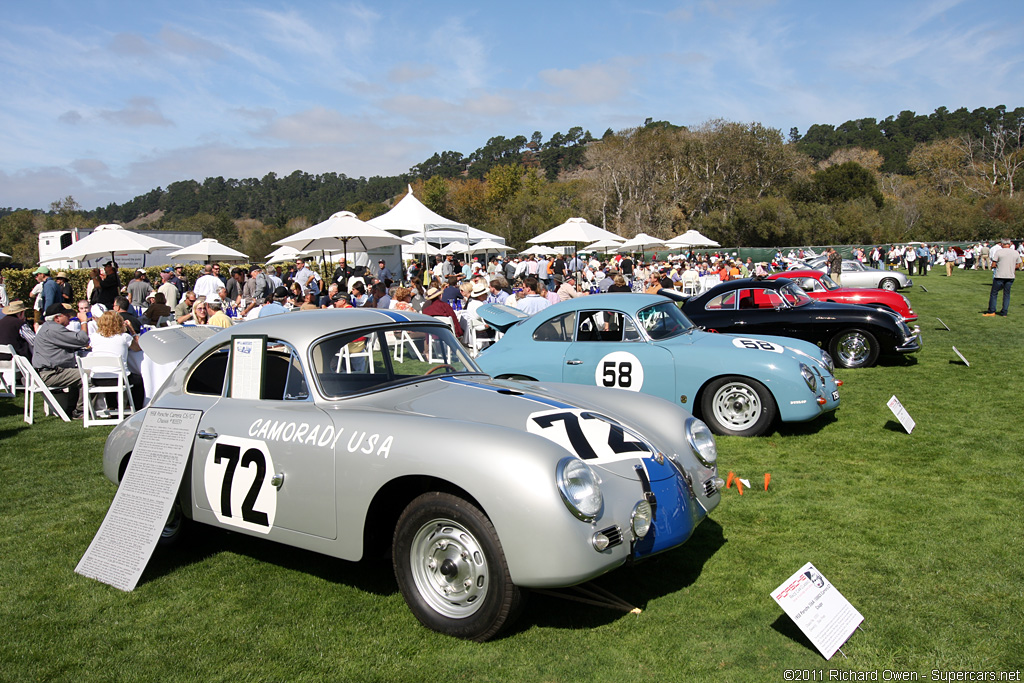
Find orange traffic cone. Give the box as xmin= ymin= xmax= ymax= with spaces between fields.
xmin=736 ymin=478 xmax=744 ymax=495
xmin=764 ymin=473 xmax=771 ymax=491
xmin=726 ymin=471 xmax=735 ymax=489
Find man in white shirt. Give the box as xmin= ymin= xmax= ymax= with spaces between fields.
xmin=293 ymin=258 xmax=314 ymax=294
xmin=193 ymin=265 xmax=223 ymax=300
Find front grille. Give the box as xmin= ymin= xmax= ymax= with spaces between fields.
xmin=703 ymin=479 xmax=718 ymax=497
xmin=599 ymin=525 xmax=623 ymax=549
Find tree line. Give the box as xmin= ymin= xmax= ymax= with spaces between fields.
xmin=1 ymin=106 xmax=1021 ymax=267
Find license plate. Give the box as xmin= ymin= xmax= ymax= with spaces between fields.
xmin=831 ymin=391 xmax=840 ymax=401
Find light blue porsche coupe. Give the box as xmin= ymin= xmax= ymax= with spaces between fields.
xmin=476 ymin=293 xmax=840 ymax=437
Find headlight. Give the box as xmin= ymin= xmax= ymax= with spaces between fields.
xmin=820 ymin=350 xmax=835 ymax=373
xmin=684 ymin=418 xmax=717 ymax=467
xmin=631 ymin=501 xmax=653 ymax=539
xmin=556 ymin=457 xmax=603 ymax=521
xmin=800 ymin=363 xmax=816 ymax=392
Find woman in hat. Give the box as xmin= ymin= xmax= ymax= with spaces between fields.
xmin=421 ymin=285 xmax=463 ymax=338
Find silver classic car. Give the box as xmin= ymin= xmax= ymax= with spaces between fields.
xmin=103 ymin=309 xmax=721 ymax=641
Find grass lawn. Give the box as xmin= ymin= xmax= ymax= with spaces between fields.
xmin=2 ymin=268 xmax=1022 ymax=682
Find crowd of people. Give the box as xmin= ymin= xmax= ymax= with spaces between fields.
xmin=2 ymin=237 xmax=1021 ymax=419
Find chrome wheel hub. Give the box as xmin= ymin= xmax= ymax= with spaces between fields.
xmin=711 ymin=383 xmax=761 ymax=429
xmin=410 ymin=519 xmax=488 ymax=618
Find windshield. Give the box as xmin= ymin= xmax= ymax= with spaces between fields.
xmin=779 ymin=282 xmax=813 ymax=307
xmin=635 ymin=301 xmax=695 ymax=340
xmin=310 ymin=324 xmax=480 ymax=398
xmin=818 ymin=273 xmax=840 ymax=291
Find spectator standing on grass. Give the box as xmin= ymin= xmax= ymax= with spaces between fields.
xmin=127 ymin=269 xmax=153 ymax=309
xmin=945 ymin=247 xmax=958 ymax=277
xmin=826 ymin=248 xmax=842 ymax=286
xmin=983 ymin=239 xmax=1022 ymax=317
xmin=157 ymin=268 xmax=179 ymax=309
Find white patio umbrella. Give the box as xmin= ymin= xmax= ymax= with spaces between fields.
xmin=665 ymin=229 xmax=720 ymax=248
xmin=40 ymin=224 xmax=179 ymax=264
xmin=274 ymin=210 xmax=410 ymax=272
xmin=581 ymin=239 xmax=625 ymax=254
xmin=529 ymin=217 xmax=625 ymax=281
xmin=465 ymin=238 xmax=509 ymax=254
xmin=617 ymin=232 xmax=668 ymax=261
xmin=402 ymin=240 xmax=443 ymax=257
xmin=528 ymin=217 xmax=624 ymax=246
xmin=265 ymin=245 xmax=315 ymax=265
xmin=167 ymin=238 xmax=248 ymax=264
xmin=519 ymin=245 xmax=559 ymax=256
xmin=0 ymin=251 xmax=10 ymax=259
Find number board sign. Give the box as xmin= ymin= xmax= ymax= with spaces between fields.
xmin=771 ymin=562 xmax=864 ymax=660
xmin=229 ymin=335 xmax=267 ymax=400
xmin=76 ymin=408 xmax=202 ymax=592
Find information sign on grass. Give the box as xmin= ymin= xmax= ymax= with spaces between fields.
xmin=887 ymin=395 xmax=916 ymax=433
xmin=771 ymin=562 xmax=864 ymax=660
xmin=75 ymin=408 xmax=202 ymax=591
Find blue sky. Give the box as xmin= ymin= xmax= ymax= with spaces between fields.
xmin=2 ymin=0 xmax=1021 ymax=212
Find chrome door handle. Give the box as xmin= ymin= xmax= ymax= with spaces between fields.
xmin=566 ymin=360 xmax=583 ymax=365
xmin=197 ymin=429 xmax=218 ymax=440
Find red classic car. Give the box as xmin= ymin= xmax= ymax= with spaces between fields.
xmin=767 ymin=270 xmax=917 ymax=322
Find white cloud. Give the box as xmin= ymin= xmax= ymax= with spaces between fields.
xmin=539 ymin=62 xmax=633 ymax=105
xmin=98 ymin=97 xmax=175 ymax=128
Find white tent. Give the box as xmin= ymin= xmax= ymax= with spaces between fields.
xmin=370 ymin=186 xmax=503 ymax=263
xmin=40 ymin=224 xmax=178 ymax=264
xmin=168 ymin=238 xmax=248 ymax=263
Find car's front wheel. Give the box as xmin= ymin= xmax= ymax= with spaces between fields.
xmin=879 ymin=278 xmax=898 ymax=291
xmin=393 ymin=492 xmax=522 ymax=641
xmin=700 ymin=377 xmax=777 ymax=437
xmin=829 ymin=328 xmax=880 ymax=368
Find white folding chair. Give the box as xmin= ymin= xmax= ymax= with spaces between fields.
xmin=680 ymin=271 xmax=700 ymax=296
xmin=429 ymin=316 xmax=456 ymax=363
xmin=77 ymin=355 xmax=136 ymax=427
xmin=465 ymin=321 xmax=496 ymax=358
xmin=14 ymin=356 xmax=71 ymax=424
xmin=387 ymin=330 xmax=424 ymax=364
xmin=335 ymin=336 xmax=376 ymax=374
xmin=0 ymin=343 xmax=20 ymax=398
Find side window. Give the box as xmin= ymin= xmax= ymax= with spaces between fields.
xmin=185 ymin=347 xmax=229 ymax=396
xmin=622 ymin=316 xmax=641 ymax=341
xmin=262 ymin=341 xmax=309 ymax=401
xmin=704 ymin=292 xmax=737 ymax=311
xmin=533 ymin=312 xmax=575 ymax=342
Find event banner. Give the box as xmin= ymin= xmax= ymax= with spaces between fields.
xmin=75 ymin=408 xmax=202 ymax=591
xmin=771 ymin=562 xmax=864 ymax=660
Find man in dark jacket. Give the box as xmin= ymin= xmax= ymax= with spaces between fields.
xmin=0 ymin=300 xmax=34 ymax=361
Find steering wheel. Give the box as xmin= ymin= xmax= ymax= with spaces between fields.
xmin=425 ymin=364 xmax=457 ymax=375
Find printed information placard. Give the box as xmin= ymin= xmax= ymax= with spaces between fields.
xmin=75 ymin=408 xmax=202 ymax=591
xmin=229 ymin=335 xmax=266 ymax=400
xmin=886 ymin=395 xmax=916 ymax=433
xmin=952 ymin=346 xmax=970 ymax=367
xmin=771 ymin=562 xmax=864 ymax=660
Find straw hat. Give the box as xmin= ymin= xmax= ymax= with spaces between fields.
xmin=425 ymin=286 xmax=443 ymax=300
xmin=2 ymin=300 xmax=28 ymax=315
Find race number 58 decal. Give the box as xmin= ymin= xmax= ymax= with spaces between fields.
xmin=527 ymin=408 xmax=654 ymax=463
xmin=731 ymin=337 xmax=783 ymax=353
xmin=204 ymin=435 xmax=277 ymax=534
xmin=594 ymin=351 xmax=644 ymax=391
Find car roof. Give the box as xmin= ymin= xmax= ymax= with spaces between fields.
xmin=141 ymin=308 xmax=445 ymax=363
